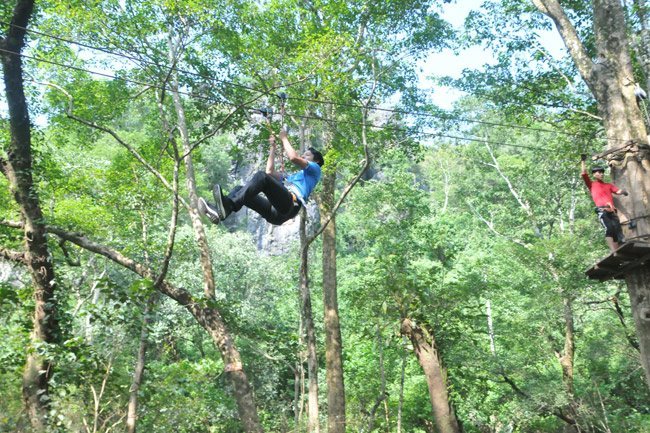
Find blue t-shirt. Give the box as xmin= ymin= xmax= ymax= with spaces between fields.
xmin=285 ymin=161 xmax=321 ymax=202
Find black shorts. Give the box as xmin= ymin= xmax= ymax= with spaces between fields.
xmin=596 ymin=208 xmax=624 ymax=242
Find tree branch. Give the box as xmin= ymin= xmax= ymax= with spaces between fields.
xmin=532 ymin=0 xmax=596 ymax=90
xmin=153 ymin=157 xmax=180 ymax=288
xmin=58 ymin=239 xmax=81 ymax=266
xmin=484 ymin=138 xmax=533 ymax=218
xmin=0 ymin=219 xmax=199 ymax=308
xmin=0 ymin=246 xmax=26 ymax=264
xmin=466 ymin=200 xmax=528 ymax=248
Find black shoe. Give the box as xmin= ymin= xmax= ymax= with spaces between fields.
xmin=212 ymin=184 xmax=229 ymax=220
xmin=198 ymin=197 xmax=220 ymax=225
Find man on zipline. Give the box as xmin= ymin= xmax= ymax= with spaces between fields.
xmin=581 ymin=154 xmax=628 ymax=252
xmin=199 ymin=129 xmax=324 ymax=226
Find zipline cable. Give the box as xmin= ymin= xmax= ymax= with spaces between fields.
xmin=0 ymin=46 xmax=613 ymax=156
xmin=1 ymin=20 xmax=625 ymax=143
xmin=0 ymin=19 xmax=263 ymax=93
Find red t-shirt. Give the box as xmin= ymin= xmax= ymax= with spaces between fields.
xmin=582 ymin=173 xmax=619 ymax=207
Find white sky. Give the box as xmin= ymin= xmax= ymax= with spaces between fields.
xmin=420 ymin=0 xmax=567 ymax=109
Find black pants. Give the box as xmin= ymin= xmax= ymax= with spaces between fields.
xmin=227 ymin=171 xmax=301 ymax=225
xmin=596 ymin=208 xmax=624 ymax=243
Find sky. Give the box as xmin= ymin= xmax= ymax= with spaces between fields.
xmin=420 ymin=0 xmax=567 ymax=109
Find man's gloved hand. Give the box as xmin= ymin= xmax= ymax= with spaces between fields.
xmin=580 ymin=154 xmax=587 ymax=161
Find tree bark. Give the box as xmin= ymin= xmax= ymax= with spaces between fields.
xmin=556 ymin=297 xmax=578 ymax=426
xmin=319 ymin=171 xmax=346 ymax=433
xmin=126 ymin=293 xmax=158 ymax=433
xmin=1 ymin=2 xmax=60 ymax=430
xmin=397 ymin=345 xmax=406 ymax=433
xmin=534 ymin=0 xmax=650 ymax=390
xmin=168 ymin=37 xmax=216 ymax=300
xmin=632 ymin=0 xmax=650 ymax=92
xmin=400 ymin=318 xmax=460 ymax=433
xmin=625 ymin=267 xmax=650 ymax=386
xmin=164 ymin=33 xmax=261 ymax=431
xmin=299 ymin=212 xmax=320 ymax=433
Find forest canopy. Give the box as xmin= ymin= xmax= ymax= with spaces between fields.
xmin=1 ymin=1 xmax=650 ymax=432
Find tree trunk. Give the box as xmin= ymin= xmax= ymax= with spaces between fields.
xmin=168 ymin=39 xmax=216 ymax=300
xmin=319 ymin=171 xmax=346 ymax=433
xmin=534 ymin=0 xmax=650 ymax=390
xmin=397 ymin=345 xmax=406 ymax=433
xmin=366 ymin=325 xmax=389 ymax=433
xmin=300 ymin=212 xmax=320 ymax=433
xmin=625 ymin=267 xmax=650 ymax=386
xmin=126 ymin=293 xmax=158 ymax=433
xmin=557 ymin=297 xmax=578 ymax=424
xmin=400 ymin=318 xmax=460 ymax=433
xmin=1 ymin=2 xmax=60 ymax=430
xmin=632 ymin=0 xmax=650 ymax=92
xmin=589 ymin=0 xmax=650 ymax=391
xmin=165 ymin=35 xmax=261 ymax=430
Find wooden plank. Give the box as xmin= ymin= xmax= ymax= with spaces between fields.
xmin=585 ymin=242 xmax=650 ymax=281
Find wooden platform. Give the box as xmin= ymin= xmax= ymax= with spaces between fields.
xmin=585 ymin=242 xmax=650 ymax=281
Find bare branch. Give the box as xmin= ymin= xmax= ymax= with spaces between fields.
xmin=533 ymin=43 xmax=576 ymax=91
xmin=532 ymin=0 xmax=596 ymax=89
xmin=466 ymin=200 xmax=528 ymax=248
xmin=3 ymin=221 xmax=200 ymax=308
xmin=0 ymin=219 xmax=23 ymax=229
xmin=58 ymin=239 xmax=80 ymax=266
xmin=484 ymin=138 xmax=533 ymax=218
xmin=153 ymin=157 xmax=180 ymax=288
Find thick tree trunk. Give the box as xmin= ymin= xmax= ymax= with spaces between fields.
xmin=400 ymin=318 xmax=460 ymax=433
xmin=1 ymin=2 xmax=60 ymax=430
xmin=535 ymin=0 xmax=650 ymax=391
xmin=625 ymin=267 xmax=650 ymax=386
xmin=300 ymin=213 xmax=320 ymax=433
xmin=592 ymin=0 xmax=650 ymax=390
xmin=319 ymin=171 xmax=346 ymax=433
xmin=126 ymin=293 xmax=157 ymax=433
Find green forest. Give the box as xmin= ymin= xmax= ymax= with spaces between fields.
xmin=2 ymin=0 xmax=650 ymax=432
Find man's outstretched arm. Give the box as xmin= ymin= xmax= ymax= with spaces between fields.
xmin=280 ymin=129 xmax=309 ymax=169
xmin=266 ymin=134 xmax=277 ymax=175
xmin=580 ymin=154 xmax=591 ymax=187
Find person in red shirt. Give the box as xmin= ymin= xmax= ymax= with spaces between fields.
xmin=581 ymin=154 xmax=628 ymax=252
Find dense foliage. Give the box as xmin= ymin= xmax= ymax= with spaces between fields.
xmin=1 ymin=0 xmax=649 ymax=432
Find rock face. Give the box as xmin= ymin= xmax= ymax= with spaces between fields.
xmin=225 ymin=200 xmax=321 ymax=256
xmin=0 ymin=259 xmax=24 ymax=288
